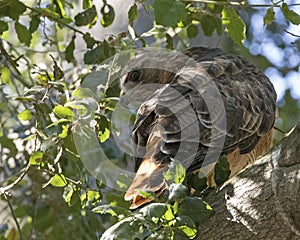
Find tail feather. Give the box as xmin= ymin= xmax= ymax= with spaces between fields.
xmin=124 ymin=157 xmax=169 ymax=209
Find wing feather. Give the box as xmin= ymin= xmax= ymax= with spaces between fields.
xmin=125 ymin=47 xmax=277 ymax=208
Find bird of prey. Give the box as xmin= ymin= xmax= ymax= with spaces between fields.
xmin=120 ymin=46 xmax=277 ymax=209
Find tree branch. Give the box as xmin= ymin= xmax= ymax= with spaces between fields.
xmin=0 ymin=163 xmax=31 ymax=196
xmin=3 ymin=193 xmax=23 ymax=240
xmin=197 ymin=124 xmax=300 ymax=239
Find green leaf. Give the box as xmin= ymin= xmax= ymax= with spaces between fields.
xmin=222 ymin=6 xmax=246 ymax=45
xmin=139 ymin=203 xmax=168 ymax=218
xmin=163 ymin=160 xmax=186 ymax=184
xmin=83 ymin=33 xmax=97 ymax=49
xmin=84 ymin=40 xmax=115 ymax=65
xmin=100 ymin=4 xmax=115 ymax=27
xmin=29 ymin=15 xmax=40 ymax=33
xmin=98 ymin=115 xmax=110 ymax=143
xmin=278 ymin=90 xmax=300 ymax=132
xmin=100 ymin=217 xmax=141 ymax=240
xmin=0 ymin=137 xmax=17 ymax=156
xmin=174 ymin=216 xmax=197 ymax=239
xmin=99 ymin=124 xmax=110 ymax=143
xmin=128 ymin=3 xmax=138 ymax=26
xmin=80 ymin=189 xmax=101 ymax=207
xmin=201 ymin=14 xmax=221 ymax=36
xmin=72 ymin=87 xmax=97 ymax=99
xmin=177 ymin=197 xmax=214 ymax=223
xmin=162 ymin=203 xmax=175 ymax=222
xmin=15 ymin=97 xmax=35 ymax=103
xmin=14 ymin=205 xmax=33 ymax=218
xmin=34 ymin=7 xmax=72 ymax=24
xmin=214 ymin=156 xmax=231 ymax=186
xmin=15 ymin=21 xmax=32 ymax=46
xmin=40 ymin=137 xmax=57 ymax=152
xmin=59 ymin=125 xmax=68 ymax=138
xmin=50 ymin=56 xmax=64 ymax=80
xmin=187 ymin=24 xmax=198 ymax=38
xmin=153 ymin=0 xmax=187 ymax=27
xmin=0 ymin=20 xmax=8 ymax=34
xmin=54 ymin=0 xmax=65 ymax=17
xmin=117 ymin=174 xmax=132 ymax=191
xmin=105 ymin=192 xmax=130 ymax=208
xmin=264 ymin=7 xmax=275 ymax=25
xmin=18 ymin=109 xmax=33 ymax=121
xmin=46 ymin=119 xmax=70 ymax=128
xmin=1 ymin=67 xmax=11 ymax=84
xmin=65 ymin=35 xmax=76 ymax=64
xmin=93 ymin=204 xmax=131 ymax=218
xmin=166 ymin=33 xmax=174 ymax=50
xmin=50 ymin=174 xmax=67 ymax=187
xmin=281 ymin=3 xmax=300 ymax=25
xmin=63 ymin=184 xmax=75 ymax=205
xmin=29 ymin=151 xmax=44 ymax=166
xmin=74 ymin=5 xmax=97 ymax=26
xmin=86 ymin=190 xmax=101 ymax=202
xmin=82 ymin=0 xmax=92 ymax=9
xmin=187 ymin=172 xmax=207 ymax=192
xmin=168 ymin=183 xmax=188 ymax=203
xmin=206 ymin=2 xmax=224 ymax=14
xmin=53 ymin=105 xmax=74 ymax=120
xmin=148 ymin=230 xmax=173 ymax=240
xmin=0 ymin=0 xmax=26 ymax=20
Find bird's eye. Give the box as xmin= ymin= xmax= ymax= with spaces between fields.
xmin=129 ymin=69 xmax=141 ymax=82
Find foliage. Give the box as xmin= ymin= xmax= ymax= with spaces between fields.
xmin=0 ymin=0 xmax=299 ymax=240
xmin=96 ymin=161 xmax=214 ymax=240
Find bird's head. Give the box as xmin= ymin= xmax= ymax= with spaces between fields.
xmin=120 ymin=67 xmax=176 ymax=95
xmin=120 ymin=68 xmax=144 ymax=94
xmin=120 ymin=50 xmax=183 ymax=95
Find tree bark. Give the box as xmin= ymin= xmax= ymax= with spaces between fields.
xmin=197 ymin=124 xmax=300 ymax=240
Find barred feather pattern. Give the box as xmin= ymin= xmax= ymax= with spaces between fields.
xmin=121 ymin=47 xmax=277 ymax=209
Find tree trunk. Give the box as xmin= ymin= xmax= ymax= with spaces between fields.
xmin=197 ymin=124 xmax=300 ymax=240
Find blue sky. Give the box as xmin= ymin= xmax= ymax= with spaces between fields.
xmin=247 ymin=0 xmax=300 ymax=102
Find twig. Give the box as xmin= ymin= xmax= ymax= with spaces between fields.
xmin=0 ymin=39 xmax=32 ymax=88
xmin=26 ymin=5 xmax=85 ymax=36
xmin=284 ymin=29 xmax=300 ymax=38
xmin=0 ymin=39 xmax=21 ymax=75
xmin=41 ymin=168 xmax=81 ymax=186
xmin=28 ymin=195 xmax=40 ymax=239
xmin=0 ymin=163 xmax=31 ymax=195
xmin=3 ymin=193 xmax=23 ymax=240
xmin=274 ymin=126 xmax=286 ymax=135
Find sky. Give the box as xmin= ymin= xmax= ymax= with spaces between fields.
xmin=247 ymin=0 xmax=300 ymax=102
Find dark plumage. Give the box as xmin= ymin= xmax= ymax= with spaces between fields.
xmin=120 ymin=47 xmax=277 ymax=209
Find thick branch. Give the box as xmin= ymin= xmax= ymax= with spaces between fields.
xmin=197 ymin=124 xmax=300 ymax=239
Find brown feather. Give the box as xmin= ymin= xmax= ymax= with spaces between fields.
xmin=122 ymin=47 xmax=277 ymax=209
xmin=124 ymin=157 xmax=169 ymax=209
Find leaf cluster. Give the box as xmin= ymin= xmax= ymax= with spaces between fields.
xmin=96 ymin=161 xmax=216 ymax=240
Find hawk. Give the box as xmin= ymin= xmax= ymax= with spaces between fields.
xmin=120 ymin=47 xmax=277 ymax=209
